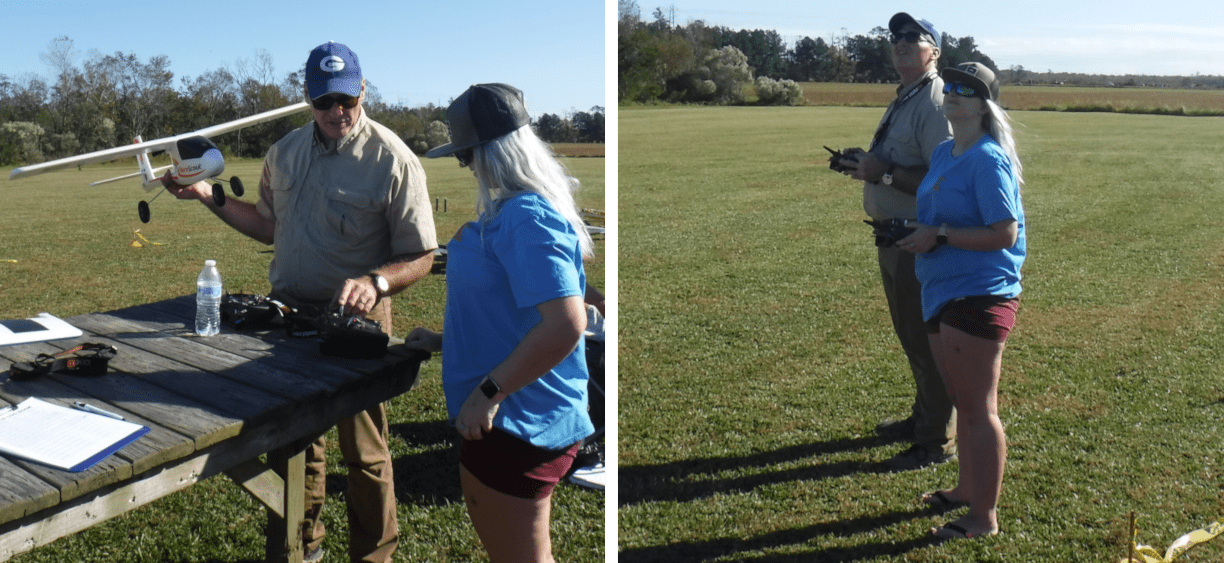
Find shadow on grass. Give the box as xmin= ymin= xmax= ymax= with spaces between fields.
xmin=179 ymin=560 xmax=263 ymax=563
xmin=619 ymin=508 xmax=946 ymax=562
xmin=620 ymin=435 xmax=900 ymax=506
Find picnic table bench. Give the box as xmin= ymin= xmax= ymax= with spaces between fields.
xmin=0 ymin=295 xmax=428 ymax=562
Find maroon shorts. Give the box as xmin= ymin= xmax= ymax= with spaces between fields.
xmin=459 ymin=428 xmax=580 ymax=500
xmin=927 ymin=295 xmax=1020 ymax=342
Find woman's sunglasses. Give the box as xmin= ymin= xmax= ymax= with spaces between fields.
xmin=311 ymin=94 xmax=361 ymax=111
xmin=454 ymin=148 xmax=474 ymax=167
xmin=943 ymin=82 xmax=981 ymax=98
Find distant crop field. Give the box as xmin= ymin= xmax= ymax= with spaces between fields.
xmin=558 ymin=143 xmax=604 ymax=157
xmin=554 ymin=143 xmax=605 ymax=158
xmin=798 ymin=82 xmax=1224 ymax=114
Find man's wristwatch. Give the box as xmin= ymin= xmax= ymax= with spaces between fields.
xmin=936 ymin=224 xmax=949 ymax=246
xmin=881 ymin=164 xmax=895 ymax=185
xmin=368 ymin=273 xmax=390 ymax=298
xmin=479 ymin=376 xmax=501 ymax=399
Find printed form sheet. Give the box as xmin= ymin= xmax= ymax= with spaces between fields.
xmin=0 ymin=397 xmax=148 ymax=472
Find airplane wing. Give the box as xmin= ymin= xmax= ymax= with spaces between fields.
xmin=8 ymin=101 xmax=309 ymax=181
xmin=191 ymin=101 xmax=309 ymax=140
xmin=9 ymin=136 xmax=181 ymax=180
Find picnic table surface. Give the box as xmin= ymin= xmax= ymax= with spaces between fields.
xmin=0 ymin=295 xmax=428 ymax=562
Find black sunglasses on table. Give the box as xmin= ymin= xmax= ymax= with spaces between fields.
xmin=311 ymin=93 xmax=361 ymax=111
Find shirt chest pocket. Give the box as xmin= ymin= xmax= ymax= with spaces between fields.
xmin=324 ymin=188 xmax=382 ymax=242
xmin=884 ymin=120 xmax=919 ymax=163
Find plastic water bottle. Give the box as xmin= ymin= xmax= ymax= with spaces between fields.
xmin=195 ymin=260 xmax=222 ymax=336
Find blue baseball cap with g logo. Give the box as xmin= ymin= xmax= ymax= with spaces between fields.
xmin=305 ymin=42 xmax=363 ymax=100
xmin=889 ymin=13 xmax=940 ymax=50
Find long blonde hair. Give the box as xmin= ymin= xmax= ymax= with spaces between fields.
xmin=470 ymin=126 xmax=595 ymax=258
xmin=984 ymin=99 xmax=1024 ymax=185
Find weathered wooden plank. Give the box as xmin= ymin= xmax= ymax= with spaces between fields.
xmin=0 ymin=345 xmax=425 ymax=560
xmin=0 ymin=420 xmax=302 ymax=562
xmin=73 ymin=310 xmax=364 ymax=394
xmin=0 ymin=397 xmax=58 ymax=528
xmin=0 ymin=350 xmax=157 ymax=503
xmin=0 ymin=299 xmax=429 ymax=561
xmin=0 ymin=365 xmax=194 ymax=479
xmin=223 ymin=458 xmax=285 ymax=518
xmin=0 ymin=456 xmax=55 ymax=528
xmin=265 ymin=444 xmax=306 ymax=563
xmin=40 ymin=331 xmax=290 ymax=435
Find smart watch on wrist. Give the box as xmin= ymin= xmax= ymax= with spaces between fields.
xmin=480 ymin=376 xmax=501 ymax=399
xmin=936 ymin=224 xmax=949 ymax=246
xmin=368 ymin=273 xmax=390 ymax=298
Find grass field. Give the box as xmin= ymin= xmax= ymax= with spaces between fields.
xmin=0 ymin=147 xmax=605 ymax=562
xmin=618 ymin=106 xmax=1224 ymax=562
xmin=796 ymin=82 xmax=1224 ymax=115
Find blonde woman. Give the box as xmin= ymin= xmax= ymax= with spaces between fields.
xmin=898 ymin=62 xmax=1026 ymax=540
xmin=405 ymin=83 xmax=595 ymax=562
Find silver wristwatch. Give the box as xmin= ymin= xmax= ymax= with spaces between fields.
xmin=368 ymin=273 xmax=390 ymax=298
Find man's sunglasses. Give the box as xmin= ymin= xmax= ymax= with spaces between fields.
xmin=311 ymin=93 xmax=361 ymax=111
xmin=454 ymin=148 xmax=474 ymax=167
xmin=943 ymin=82 xmax=981 ymax=99
xmin=889 ymin=31 xmax=931 ymax=45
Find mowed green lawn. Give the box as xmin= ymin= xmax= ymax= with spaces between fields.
xmin=618 ymin=106 xmax=1224 ymax=562
xmin=0 ymin=151 xmax=604 ymax=562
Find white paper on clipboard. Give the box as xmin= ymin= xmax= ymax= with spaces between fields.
xmin=0 ymin=398 xmax=148 ymax=472
xmin=0 ymin=313 xmax=83 ymax=347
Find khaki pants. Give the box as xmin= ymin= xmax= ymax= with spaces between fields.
xmin=877 ymin=244 xmax=957 ymax=454
xmin=302 ymin=403 xmax=398 ymax=563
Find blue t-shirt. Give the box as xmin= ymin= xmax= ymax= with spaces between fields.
xmin=441 ymin=193 xmax=593 ymax=449
xmin=915 ymin=135 xmax=1026 ymax=322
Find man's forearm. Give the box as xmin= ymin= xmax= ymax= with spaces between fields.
xmin=373 ymin=250 xmax=435 ymax=296
xmin=199 ymin=198 xmax=275 ymax=244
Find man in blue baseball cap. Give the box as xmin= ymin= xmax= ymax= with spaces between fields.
xmin=827 ymin=13 xmax=956 ymax=471
xmin=168 ymin=41 xmax=437 ymax=562
xmin=304 ymin=41 xmax=366 ymax=140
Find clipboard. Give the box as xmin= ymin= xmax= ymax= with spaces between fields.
xmin=0 ymin=397 xmax=149 ymax=472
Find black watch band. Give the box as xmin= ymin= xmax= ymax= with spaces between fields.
xmin=368 ymin=273 xmax=389 ymax=298
xmin=480 ymin=376 xmax=501 ymax=399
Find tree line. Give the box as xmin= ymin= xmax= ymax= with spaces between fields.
xmin=0 ymin=37 xmax=603 ymax=167
xmin=619 ymin=2 xmax=1223 ymax=106
xmin=619 ymin=1 xmax=996 ymax=105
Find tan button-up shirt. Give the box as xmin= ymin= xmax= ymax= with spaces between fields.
xmin=862 ymin=69 xmax=952 ymax=221
xmin=257 ymin=112 xmax=437 ymax=305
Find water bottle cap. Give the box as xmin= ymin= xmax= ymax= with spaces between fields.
xmin=205 ymin=260 xmax=216 ymax=267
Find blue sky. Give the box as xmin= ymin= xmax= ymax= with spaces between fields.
xmin=3 ymin=0 xmax=605 ymax=118
xmin=643 ymin=0 xmax=1224 ymax=77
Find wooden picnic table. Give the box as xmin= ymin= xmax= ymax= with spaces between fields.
xmin=0 ymin=296 xmax=429 ymax=563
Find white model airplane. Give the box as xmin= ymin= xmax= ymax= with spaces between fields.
xmin=8 ymin=102 xmax=309 ymax=223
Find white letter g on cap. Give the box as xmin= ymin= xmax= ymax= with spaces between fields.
xmin=321 ymin=56 xmax=345 ymax=72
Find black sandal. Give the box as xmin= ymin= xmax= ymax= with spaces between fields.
xmin=9 ymin=343 xmax=118 ymax=381
xmin=922 ymin=490 xmax=969 ymax=511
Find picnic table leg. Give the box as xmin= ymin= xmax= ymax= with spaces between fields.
xmin=266 ymin=443 xmax=306 ymax=563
